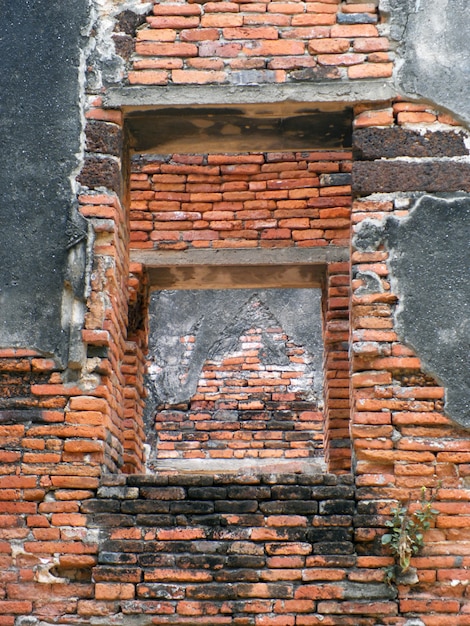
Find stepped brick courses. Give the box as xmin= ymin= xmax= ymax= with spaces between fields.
xmin=1 ymin=0 xmax=470 ymax=624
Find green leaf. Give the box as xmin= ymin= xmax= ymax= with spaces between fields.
xmin=382 ymin=534 xmax=392 ymax=545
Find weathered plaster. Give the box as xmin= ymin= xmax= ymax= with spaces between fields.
xmin=0 ymin=0 xmax=90 ymax=365
xmin=389 ymin=0 xmax=470 ymax=127
xmin=354 ymin=195 xmax=470 ymax=426
xmin=145 ymin=289 xmax=324 ymax=407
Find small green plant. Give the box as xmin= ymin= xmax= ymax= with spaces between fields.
xmin=381 ymin=486 xmax=439 ymax=584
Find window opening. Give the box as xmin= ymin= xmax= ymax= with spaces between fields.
xmin=144 ymin=287 xmax=325 ymax=473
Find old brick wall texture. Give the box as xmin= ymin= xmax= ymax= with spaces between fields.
xmin=1 ymin=0 xmax=470 ymax=624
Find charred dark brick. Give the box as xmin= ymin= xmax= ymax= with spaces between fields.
xmin=313 ymin=515 xmax=352 ymax=527
xmin=81 ymin=500 xmax=120 ymax=514
xmin=291 ymin=66 xmax=341 ymax=81
xmin=319 ymin=499 xmax=355 ymax=515
xmin=259 ymin=500 xmax=318 ymax=515
xmin=262 ymin=474 xmax=298 ymax=485
xmin=170 ymin=501 xmax=215 ymax=515
xmin=310 ymin=486 xmax=355 ymax=500
xmin=215 ymin=568 xmax=260 ymax=583
xmin=297 ymin=474 xmax=328 ymax=486
xmin=115 ymin=10 xmax=147 ymax=35
xmin=169 ymin=474 xmax=214 ymax=487
xmin=88 ymin=513 xmax=135 ymax=527
xmin=226 ymin=555 xmax=266 ymax=569
xmin=214 ymin=500 xmax=259 ymax=514
xmin=320 ymin=173 xmax=352 ymax=186
xmin=354 ymin=127 xmax=468 ymax=160
xmin=188 ymin=487 xmax=227 ymax=500
xmin=187 ymin=514 xmax=227 ymax=527
xmin=227 ymin=486 xmax=271 ymax=500
xmin=101 ymin=540 xmax=144 ymax=554
xmin=0 ymin=409 xmax=43 ymax=424
xmin=308 ymin=528 xmax=353 ymax=543
xmin=271 ymin=486 xmax=312 ymax=500
xmin=186 ymin=583 xmax=237 ymax=600
xmin=135 ymin=514 xmax=174 ymax=527
xmin=143 ymin=541 xmax=185 ymax=554
xmin=136 ymin=583 xmax=185 ymax=600
xmin=78 ymin=155 xmax=121 ymax=193
xmin=138 ymin=554 xmax=175 ymax=568
xmin=354 ymin=514 xmax=389 ymax=528
xmin=85 ymin=121 xmax=122 ymax=156
xmin=267 ymin=420 xmax=294 ymax=431
xmin=140 ymin=487 xmax=186 ymax=500
xmin=353 ymin=161 xmax=470 ymax=195
xmin=99 ymin=552 xmax=138 ymax=565
xmin=313 ymin=541 xmax=355 ymax=555
xmin=112 ymin=33 xmax=134 ymax=61
xmin=127 ymin=475 xmax=169 ymax=487
xmin=121 ymin=500 xmax=170 ymax=515
xmin=93 ymin=566 xmax=142 ymax=583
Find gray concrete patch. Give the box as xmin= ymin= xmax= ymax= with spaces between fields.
xmin=145 ymin=288 xmax=324 ymax=408
xmin=355 ymin=195 xmax=470 ymax=427
xmin=389 ymin=0 xmax=470 ymax=127
xmin=105 ymin=80 xmax=397 ymax=109
xmin=0 ymin=0 xmax=90 ymax=365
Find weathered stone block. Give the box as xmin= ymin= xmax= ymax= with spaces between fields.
xmin=353 ymin=161 xmax=470 ymax=194
xmin=353 ymin=128 xmax=468 ymax=160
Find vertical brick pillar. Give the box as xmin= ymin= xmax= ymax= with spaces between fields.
xmin=78 ymin=98 xmax=128 ymax=472
xmin=323 ymin=262 xmax=351 ymax=473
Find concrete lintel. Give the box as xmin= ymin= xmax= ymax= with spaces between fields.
xmin=105 ymin=80 xmax=396 ymax=110
xmin=132 ymin=247 xmax=349 ymax=290
xmin=131 ymin=246 xmax=349 ymax=268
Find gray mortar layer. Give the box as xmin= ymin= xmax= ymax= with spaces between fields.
xmin=389 ymin=0 xmax=470 ymax=127
xmin=145 ymin=288 xmax=323 ymax=412
xmin=353 ymin=194 xmax=470 ymax=427
xmin=0 ymin=0 xmax=90 ymax=364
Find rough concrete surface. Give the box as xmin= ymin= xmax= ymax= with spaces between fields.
xmin=0 ymin=0 xmax=89 ymax=363
xmin=390 ymin=0 xmax=470 ymax=127
xmin=355 ymin=195 xmax=470 ymax=427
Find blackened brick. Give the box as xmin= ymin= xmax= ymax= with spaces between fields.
xmin=85 ymin=120 xmax=122 ymax=156
xmin=354 ymin=128 xmax=468 ymax=160
xmin=78 ymin=155 xmax=121 ymax=193
xmin=353 ymin=161 xmax=470 ymax=194
xmin=319 ymin=499 xmax=355 ymax=515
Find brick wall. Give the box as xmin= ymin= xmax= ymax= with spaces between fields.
xmin=154 ymin=298 xmax=324 ymax=463
xmin=127 ymin=0 xmax=391 ymax=85
xmin=2 ymin=0 xmax=470 ymax=619
xmin=130 ymin=150 xmax=352 ymax=250
xmin=351 ymin=102 xmax=470 ymax=621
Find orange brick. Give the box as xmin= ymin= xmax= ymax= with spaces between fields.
xmin=128 ymin=70 xmax=168 ymax=85
xmin=397 ymin=111 xmax=437 ymax=124
xmin=135 ymin=42 xmax=197 ymax=56
xmin=172 ymin=69 xmax=226 ymax=83
xmin=348 ymin=62 xmax=393 ymax=79
xmin=354 ymin=108 xmax=394 ymax=128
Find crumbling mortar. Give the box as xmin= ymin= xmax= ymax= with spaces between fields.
xmin=86 ymin=0 xmax=152 ymax=92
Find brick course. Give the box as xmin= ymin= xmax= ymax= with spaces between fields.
xmin=126 ymin=0 xmax=389 ymax=85
xmin=130 ymin=151 xmax=352 ymax=250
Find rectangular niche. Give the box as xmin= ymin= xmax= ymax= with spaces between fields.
xmin=144 ymin=288 xmax=325 ymax=473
